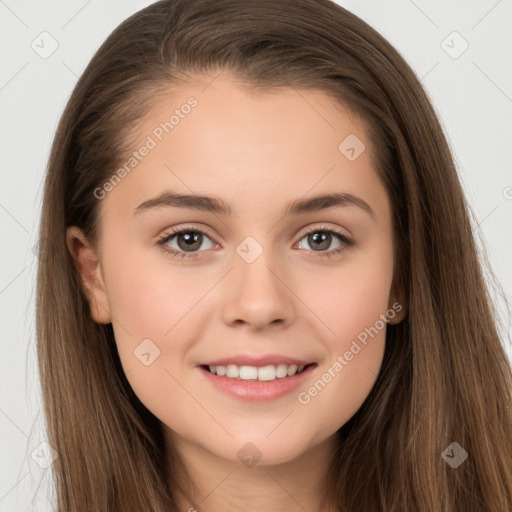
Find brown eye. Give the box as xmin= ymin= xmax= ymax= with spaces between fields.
xmin=303 ymin=231 xmax=335 ymax=251
xmin=175 ymin=231 xmax=204 ymax=252
xmin=297 ymin=227 xmax=353 ymax=256
xmin=294 ymin=224 xmax=355 ymax=260
xmin=156 ymin=227 xmax=218 ymax=260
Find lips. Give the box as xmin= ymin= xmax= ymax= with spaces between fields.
xmin=198 ymin=361 xmax=318 ymax=401
xmin=197 ymin=354 xmax=314 ymax=367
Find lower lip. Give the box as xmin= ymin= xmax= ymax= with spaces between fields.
xmin=197 ymin=364 xmax=317 ymax=401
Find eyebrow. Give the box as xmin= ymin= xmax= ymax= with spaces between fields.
xmin=133 ymin=190 xmax=376 ymax=219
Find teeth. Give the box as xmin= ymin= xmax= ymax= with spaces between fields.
xmin=207 ymin=363 xmax=308 ymax=381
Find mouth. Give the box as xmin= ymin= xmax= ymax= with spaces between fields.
xmin=200 ymin=362 xmax=316 ymax=382
xmin=197 ymin=362 xmax=318 ymax=401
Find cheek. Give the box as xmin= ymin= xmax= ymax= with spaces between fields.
xmin=293 ymin=272 xmax=392 ymax=434
xmin=300 ymin=241 xmax=395 ymax=349
xmin=99 ymin=246 xmax=190 ymax=384
xmin=103 ymin=240 xmax=204 ymax=336
xmin=103 ymin=262 xmax=194 ymax=420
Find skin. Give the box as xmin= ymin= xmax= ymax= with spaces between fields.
xmin=67 ymin=72 xmax=406 ymax=512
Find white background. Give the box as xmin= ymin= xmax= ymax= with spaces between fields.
xmin=0 ymin=0 xmax=511 ymax=509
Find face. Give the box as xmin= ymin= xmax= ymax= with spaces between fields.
xmin=67 ymin=73 xmax=405 ymax=468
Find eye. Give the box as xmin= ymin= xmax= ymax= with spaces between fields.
xmin=156 ymin=224 xmax=354 ymax=261
xmin=296 ymin=224 xmax=354 ymax=259
xmin=156 ymin=226 xmax=218 ymax=261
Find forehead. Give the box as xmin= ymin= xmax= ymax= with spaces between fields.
xmin=131 ymin=73 xmax=373 ymax=165
xmin=98 ymin=75 xmax=389 ymax=225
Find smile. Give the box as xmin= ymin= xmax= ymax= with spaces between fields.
xmin=204 ymin=363 xmax=310 ymax=381
xmin=198 ymin=363 xmax=318 ymax=401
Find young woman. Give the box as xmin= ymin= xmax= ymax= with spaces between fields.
xmin=35 ymin=0 xmax=512 ymax=510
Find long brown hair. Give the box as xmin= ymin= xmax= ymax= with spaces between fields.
xmin=36 ymin=0 xmax=512 ymax=510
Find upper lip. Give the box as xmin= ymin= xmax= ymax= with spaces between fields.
xmin=198 ymin=354 xmax=315 ymax=367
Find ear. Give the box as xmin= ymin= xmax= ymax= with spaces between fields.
xmin=66 ymin=226 xmax=112 ymax=324
xmin=387 ymin=279 xmax=407 ymax=325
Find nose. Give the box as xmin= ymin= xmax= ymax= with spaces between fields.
xmin=222 ymin=249 xmax=296 ymax=331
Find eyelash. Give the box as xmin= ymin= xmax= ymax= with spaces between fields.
xmin=155 ymin=224 xmax=354 ymax=261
